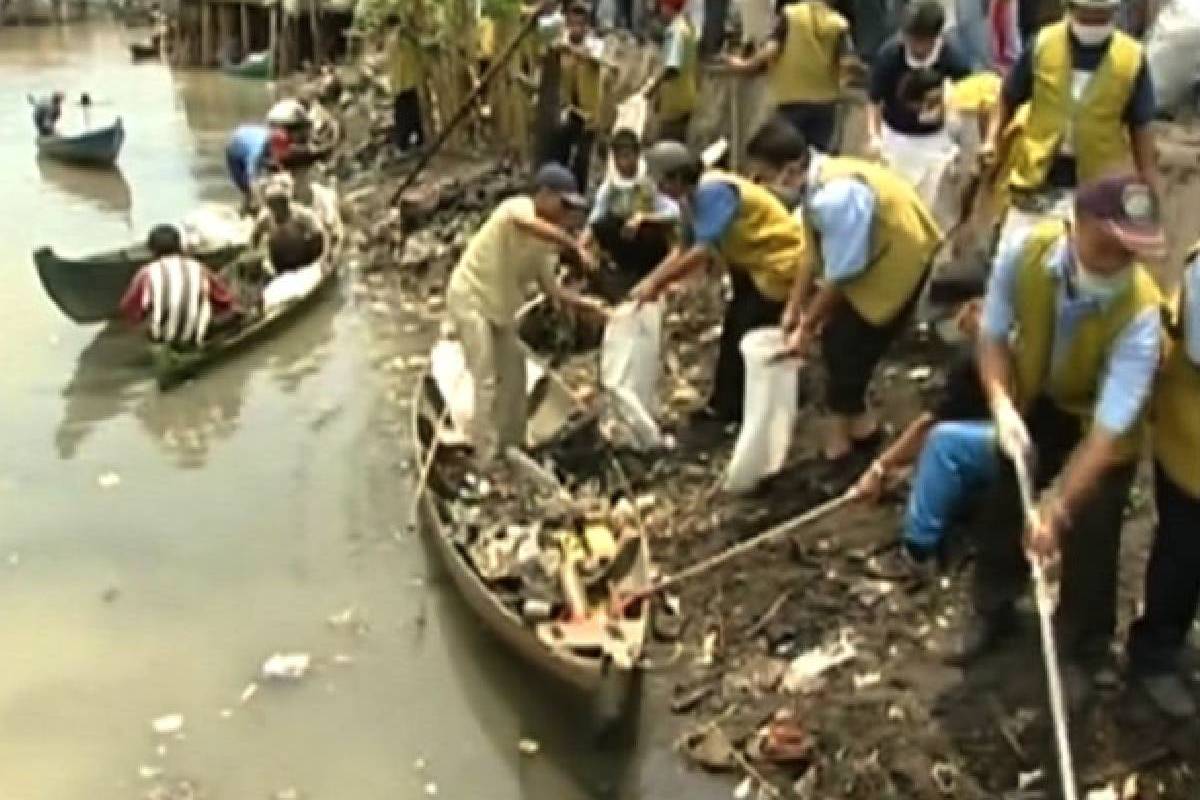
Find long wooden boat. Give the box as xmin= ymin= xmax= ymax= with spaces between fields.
xmin=33 ymin=241 xmax=244 ymax=325
xmin=37 ymin=118 xmax=125 ymax=167
xmin=130 ymin=41 xmax=160 ymax=61
xmin=223 ymin=51 xmax=272 ymax=80
xmin=410 ymin=348 xmax=651 ymax=707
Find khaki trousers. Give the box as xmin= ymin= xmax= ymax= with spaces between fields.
xmin=447 ymin=288 xmax=527 ymax=464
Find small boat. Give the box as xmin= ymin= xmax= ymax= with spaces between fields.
xmin=223 ymin=51 xmax=272 ymax=80
xmin=130 ymin=41 xmax=160 ymax=61
xmin=151 ymin=185 xmax=342 ymax=388
xmin=34 ymin=241 xmax=245 ymax=325
xmin=410 ymin=344 xmax=651 ymax=712
xmin=37 ymin=118 xmax=125 ymax=167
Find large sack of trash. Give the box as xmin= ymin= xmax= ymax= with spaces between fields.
xmin=1147 ymin=0 xmax=1200 ymax=116
xmin=178 ymin=205 xmax=251 ymax=254
xmin=601 ymin=301 xmax=665 ymax=450
xmin=723 ymin=328 xmax=797 ymax=493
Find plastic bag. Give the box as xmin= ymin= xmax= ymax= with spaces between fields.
xmin=429 ymin=338 xmax=546 ymax=445
xmin=178 ymin=205 xmax=251 ymax=254
xmin=723 ymin=328 xmax=798 ymax=493
xmin=601 ymin=302 xmax=664 ymax=450
xmin=1147 ymin=0 xmax=1200 ymax=116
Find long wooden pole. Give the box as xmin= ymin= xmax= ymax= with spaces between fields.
xmin=390 ymin=1 xmax=551 ymax=205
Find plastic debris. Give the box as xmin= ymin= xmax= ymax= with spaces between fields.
xmin=239 ymin=683 xmax=259 ymax=704
xmin=97 ymin=471 xmax=121 ymax=489
xmin=423 ymin=782 xmax=438 ymax=796
xmin=733 ymin=776 xmax=753 ymax=799
xmin=261 ymin=653 xmax=312 ymax=680
xmin=781 ymin=630 xmax=857 ymax=694
xmin=150 ymin=714 xmax=184 ymax=736
xmin=138 ymin=764 xmax=164 ymax=780
xmin=518 ymin=738 xmax=540 ymax=756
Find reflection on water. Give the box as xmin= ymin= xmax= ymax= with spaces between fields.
xmin=36 ymin=158 xmax=133 ymax=224
xmin=57 ymin=298 xmax=339 ymax=467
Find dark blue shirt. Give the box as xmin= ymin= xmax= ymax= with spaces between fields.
xmin=868 ymin=35 xmax=972 ymax=134
xmin=1002 ymin=30 xmax=1156 ymax=189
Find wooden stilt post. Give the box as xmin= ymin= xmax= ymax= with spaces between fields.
xmin=239 ymin=2 xmax=249 ymax=57
xmin=308 ymin=0 xmax=322 ymax=66
xmin=200 ymin=1 xmax=212 ymax=66
xmin=268 ymin=4 xmax=278 ymax=79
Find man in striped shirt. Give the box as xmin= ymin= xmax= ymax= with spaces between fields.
xmin=120 ymin=225 xmax=237 ymax=348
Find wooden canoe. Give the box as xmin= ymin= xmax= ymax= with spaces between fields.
xmin=37 ymin=118 xmax=125 ymax=167
xmin=410 ymin=352 xmax=651 ymax=702
xmin=130 ymin=41 xmax=160 ymax=61
xmin=33 ymin=242 xmax=245 ymax=325
xmin=151 ymin=186 xmax=344 ymax=388
xmin=223 ymin=51 xmax=272 ymax=80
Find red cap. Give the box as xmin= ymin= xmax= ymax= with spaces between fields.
xmin=660 ymin=0 xmax=686 ymax=12
xmin=1074 ymin=174 xmax=1166 ymax=260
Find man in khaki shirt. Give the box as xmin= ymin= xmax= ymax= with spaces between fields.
xmin=447 ymin=163 xmax=607 ymax=464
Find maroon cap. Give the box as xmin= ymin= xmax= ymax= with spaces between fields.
xmin=1074 ymin=174 xmax=1166 ymax=259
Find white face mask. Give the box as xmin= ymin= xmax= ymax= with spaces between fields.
xmin=905 ymin=37 xmax=943 ymax=70
xmin=1073 ymin=250 xmax=1132 ymax=301
xmin=1070 ymin=19 xmax=1115 ymax=46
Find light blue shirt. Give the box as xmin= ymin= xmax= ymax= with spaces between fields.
xmin=794 ymin=152 xmax=877 ymax=284
xmin=981 ymin=232 xmax=1162 ymax=436
xmin=662 ymin=19 xmax=686 ymax=72
xmin=587 ymin=176 xmax=680 ymax=226
xmin=1184 ymin=255 xmax=1200 ymax=365
xmin=690 ymin=180 xmax=741 ymax=246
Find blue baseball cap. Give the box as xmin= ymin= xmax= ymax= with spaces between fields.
xmin=534 ymin=162 xmax=588 ymax=210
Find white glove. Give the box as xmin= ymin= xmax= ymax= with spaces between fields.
xmin=992 ymin=395 xmax=1031 ymax=465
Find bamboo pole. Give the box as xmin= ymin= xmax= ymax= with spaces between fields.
xmin=308 ymin=0 xmax=322 ymax=64
xmin=268 ymin=4 xmax=278 ymax=78
xmin=200 ymin=1 xmax=212 ymax=66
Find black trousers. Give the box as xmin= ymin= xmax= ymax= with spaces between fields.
xmin=554 ymin=111 xmax=596 ymax=192
xmin=1128 ymin=463 xmax=1200 ymax=674
xmin=588 ymin=215 xmax=673 ymax=302
xmin=777 ymin=101 xmax=839 ymax=154
xmin=973 ymin=397 xmax=1137 ymax=664
xmin=393 ymin=88 xmax=425 ymax=150
xmin=710 ymin=268 xmax=784 ymax=422
xmin=821 ymin=288 xmax=920 ymax=415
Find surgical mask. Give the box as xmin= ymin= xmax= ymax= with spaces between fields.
xmin=1069 ymin=19 xmax=1115 ymax=46
xmin=905 ymin=37 xmax=943 ymax=70
xmin=1074 ymin=257 xmax=1133 ymax=301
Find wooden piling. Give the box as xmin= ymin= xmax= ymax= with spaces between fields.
xmin=239 ymin=3 xmax=250 ymax=58
xmin=200 ymin=1 xmax=212 ymax=67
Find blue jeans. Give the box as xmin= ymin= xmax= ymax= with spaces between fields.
xmin=904 ymin=420 xmax=998 ymax=554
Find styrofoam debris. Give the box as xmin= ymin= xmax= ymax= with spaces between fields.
xmin=97 ymin=471 xmax=121 ymax=489
xmin=781 ymin=629 xmax=857 ymax=694
xmin=262 ymin=653 xmax=312 ymax=680
xmin=150 ymin=713 xmax=184 ymax=735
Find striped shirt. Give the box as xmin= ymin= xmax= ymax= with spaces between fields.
xmin=122 ymin=256 xmax=215 ymax=346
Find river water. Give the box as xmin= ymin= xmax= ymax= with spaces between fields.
xmin=0 ymin=20 xmax=718 ymax=800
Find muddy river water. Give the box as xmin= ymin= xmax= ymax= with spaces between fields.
xmin=0 ymin=20 xmax=719 ymax=800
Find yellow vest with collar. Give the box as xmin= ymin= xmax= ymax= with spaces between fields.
xmin=1012 ymin=220 xmax=1161 ymax=459
xmin=1011 ymin=20 xmax=1142 ymax=191
xmin=1153 ymin=252 xmax=1200 ymax=497
xmin=705 ymin=170 xmax=808 ymax=302
xmin=769 ymin=2 xmax=847 ymax=106
xmin=812 ymin=157 xmax=941 ymax=326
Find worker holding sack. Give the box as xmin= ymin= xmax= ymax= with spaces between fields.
xmin=940 ymin=175 xmax=1164 ymax=713
xmin=1126 ymin=250 xmax=1200 ymax=720
xmin=629 ymin=140 xmax=807 ymax=426
xmin=744 ymin=117 xmax=942 ymax=462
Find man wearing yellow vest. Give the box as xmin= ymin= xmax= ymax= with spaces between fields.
xmin=384 ymin=12 xmax=427 ymax=154
xmin=628 ymin=140 xmax=807 ymax=424
xmin=554 ymin=2 xmax=608 ymax=191
xmin=645 ymin=0 xmax=699 ymax=144
xmin=746 ymin=117 xmax=943 ymax=461
xmin=723 ymin=0 xmax=855 ymax=153
xmin=942 ymin=175 xmax=1165 ymax=709
xmin=981 ymin=0 xmax=1160 ymax=243
xmin=1127 ymin=253 xmax=1200 ymax=719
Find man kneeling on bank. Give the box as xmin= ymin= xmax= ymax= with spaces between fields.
xmin=446 ymin=163 xmax=608 ymax=467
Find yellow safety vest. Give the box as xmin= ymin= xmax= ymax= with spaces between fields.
xmin=658 ymin=15 xmax=699 ymax=123
xmin=387 ymin=30 xmax=424 ymax=93
xmin=562 ymin=47 xmax=603 ymax=128
xmin=769 ymin=1 xmax=847 ymax=106
xmin=811 ymin=157 xmax=942 ymax=326
xmin=705 ymin=170 xmax=808 ymax=302
xmin=477 ymin=17 xmax=497 ymax=60
xmin=1011 ymin=20 xmax=1142 ymax=191
xmin=1153 ymin=256 xmax=1200 ymax=497
xmin=1012 ymin=220 xmax=1162 ymax=460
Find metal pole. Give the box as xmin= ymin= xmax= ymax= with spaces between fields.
xmin=1012 ymin=456 xmax=1079 ymax=800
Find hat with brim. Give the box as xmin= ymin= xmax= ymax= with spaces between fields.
xmin=645 ymin=140 xmax=696 ymax=179
xmin=1075 ymin=174 xmax=1166 ymax=260
xmin=534 ymin=162 xmax=588 ymax=210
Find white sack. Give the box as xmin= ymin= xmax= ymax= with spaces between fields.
xmin=1147 ymin=0 xmax=1200 ymax=116
xmin=723 ymin=328 xmax=797 ymax=493
xmin=429 ymin=338 xmax=546 ymax=445
xmin=178 ymin=205 xmax=251 ymax=254
xmin=262 ymin=262 xmax=323 ymax=309
xmin=601 ymin=301 xmax=664 ymax=450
